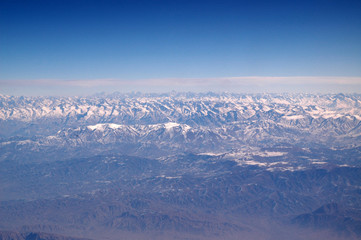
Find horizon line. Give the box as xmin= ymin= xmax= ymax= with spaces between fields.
xmin=1 ymin=76 xmax=360 ymax=96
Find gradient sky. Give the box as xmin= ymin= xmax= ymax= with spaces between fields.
xmin=1 ymin=0 xmax=361 ymax=95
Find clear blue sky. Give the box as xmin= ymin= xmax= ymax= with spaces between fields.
xmin=1 ymin=0 xmax=361 ymax=95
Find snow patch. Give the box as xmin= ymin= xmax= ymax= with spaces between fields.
xmin=164 ymin=122 xmax=181 ymax=129
xmin=243 ymin=160 xmax=267 ymax=167
xmin=87 ymin=123 xmax=123 ymax=131
xmin=108 ymin=123 xmax=123 ymax=129
xmin=268 ymin=161 xmax=289 ymax=166
xmin=283 ymin=115 xmax=305 ymax=120
xmin=158 ymin=175 xmax=181 ymax=179
xmin=255 ymin=151 xmax=287 ymax=157
xmin=198 ymin=152 xmax=222 ymax=156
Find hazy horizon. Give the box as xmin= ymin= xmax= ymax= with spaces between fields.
xmin=1 ymin=76 xmax=361 ymax=96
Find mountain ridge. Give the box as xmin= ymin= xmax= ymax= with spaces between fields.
xmin=1 ymin=93 xmax=360 ymax=239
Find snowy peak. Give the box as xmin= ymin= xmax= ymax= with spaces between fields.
xmin=163 ymin=122 xmax=182 ymax=129
xmin=0 ymin=93 xmax=360 ymax=124
xmin=87 ymin=123 xmax=124 ymax=131
xmin=85 ymin=122 xmax=191 ymax=134
xmin=0 ymin=93 xmax=360 ymax=153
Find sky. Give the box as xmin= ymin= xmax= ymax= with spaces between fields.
xmin=0 ymin=0 xmax=361 ymax=95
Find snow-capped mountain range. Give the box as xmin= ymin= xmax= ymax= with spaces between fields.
xmin=1 ymin=93 xmax=360 ymax=154
xmin=0 ymin=92 xmax=360 ymax=165
xmin=1 ymin=93 xmax=360 ymax=124
xmin=1 ymin=93 xmax=361 ymax=240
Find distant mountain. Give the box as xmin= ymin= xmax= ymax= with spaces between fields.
xmin=292 ymin=203 xmax=361 ymax=238
xmin=1 ymin=93 xmax=360 ymax=139
xmin=1 ymin=93 xmax=360 ymax=240
xmin=1 ymin=93 xmax=360 ymax=162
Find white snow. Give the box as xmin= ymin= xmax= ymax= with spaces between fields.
xmin=158 ymin=175 xmax=181 ymax=179
xmin=108 ymin=123 xmax=123 ymax=129
xmin=87 ymin=123 xmax=123 ymax=131
xmin=164 ymin=122 xmax=180 ymax=129
xmin=268 ymin=161 xmax=289 ymax=166
xmin=87 ymin=124 xmax=104 ymax=131
xmin=198 ymin=152 xmax=223 ymax=156
xmin=242 ymin=160 xmax=268 ymax=167
xmin=283 ymin=115 xmax=305 ymax=120
xmin=255 ymin=151 xmax=287 ymax=157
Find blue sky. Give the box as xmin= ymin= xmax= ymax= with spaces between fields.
xmin=0 ymin=0 xmax=360 ymax=95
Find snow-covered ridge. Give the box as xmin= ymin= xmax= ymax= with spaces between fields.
xmin=86 ymin=122 xmax=191 ymax=131
xmin=87 ymin=123 xmax=124 ymax=131
xmin=0 ymin=93 xmax=360 ymax=123
xmin=0 ymin=94 xmax=360 ymax=150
